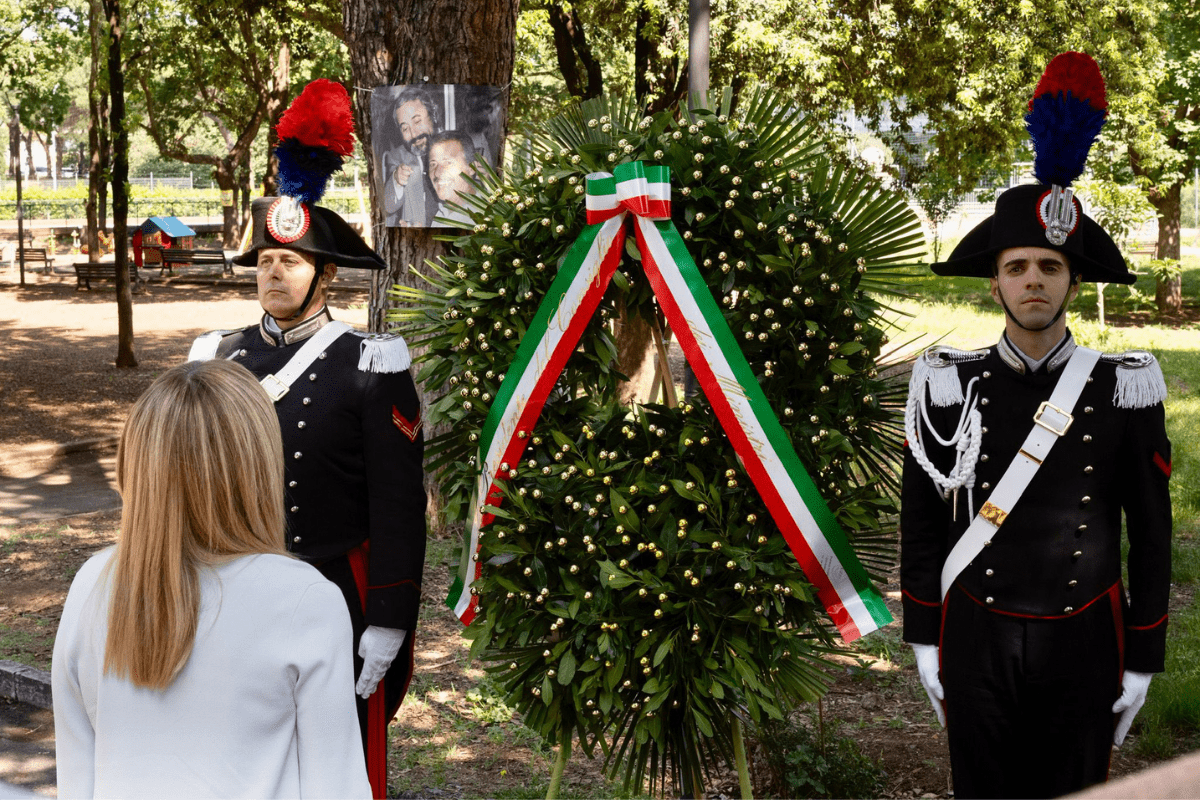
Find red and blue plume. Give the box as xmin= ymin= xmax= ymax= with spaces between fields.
xmin=274 ymin=79 xmax=356 ymax=205
xmin=1024 ymin=51 xmax=1108 ymax=188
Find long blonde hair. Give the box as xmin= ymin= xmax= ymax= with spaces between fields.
xmin=105 ymin=359 xmax=287 ymax=689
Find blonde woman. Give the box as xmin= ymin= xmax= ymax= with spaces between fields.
xmin=52 ymin=360 xmax=370 ymax=799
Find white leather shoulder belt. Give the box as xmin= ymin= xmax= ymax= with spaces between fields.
xmin=256 ymin=321 xmax=351 ymax=402
xmin=188 ymin=321 xmax=352 ymax=402
xmin=939 ymin=345 xmax=1101 ymax=599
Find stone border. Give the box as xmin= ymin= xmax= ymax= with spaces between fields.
xmin=0 ymin=660 xmax=52 ymax=710
xmin=0 ymin=436 xmax=118 ymax=474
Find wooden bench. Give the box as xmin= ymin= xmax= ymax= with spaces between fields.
xmin=74 ymin=262 xmax=144 ymax=291
xmin=1128 ymin=239 xmax=1158 ymax=258
xmin=16 ymin=248 xmax=54 ymax=273
xmin=154 ymin=247 xmax=232 ymax=276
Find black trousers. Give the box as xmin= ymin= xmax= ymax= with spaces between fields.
xmin=941 ymin=586 xmax=1121 ymax=799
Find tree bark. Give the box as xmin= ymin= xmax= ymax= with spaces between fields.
xmin=1153 ymin=182 xmax=1182 ymax=315
xmin=547 ymin=4 xmax=602 ymax=100
xmin=613 ymin=297 xmax=659 ymax=405
xmin=214 ymin=157 xmax=239 ymax=248
xmin=237 ymin=150 xmax=252 ymax=241
xmin=6 ymin=119 xmax=17 ymax=179
xmin=23 ymin=132 xmax=34 ymax=178
xmin=36 ymin=133 xmax=52 ymax=179
xmin=105 ymin=0 xmax=137 ymax=368
xmin=99 ymin=90 xmax=110 ymax=233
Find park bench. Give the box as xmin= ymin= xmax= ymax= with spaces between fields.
xmin=1128 ymin=239 xmax=1158 ymax=258
xmin=73 ymin=261 xmax=144 ymax=291
xmin=151 ymin=247 xmax=232 ymax=276
xmin=15 ymin=248 xmax=54 ymax=274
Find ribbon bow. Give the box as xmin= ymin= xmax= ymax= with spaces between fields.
xmin=585 ymin=161 xmax=672 ymax=223
xmin=448 ymin=160 xmax=891 ymax=643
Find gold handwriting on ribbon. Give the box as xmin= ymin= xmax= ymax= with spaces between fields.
xmin=554 ymin=293 xmax=572 ymax=334
xmin=716 ymin=374 xmax=768 ymax=450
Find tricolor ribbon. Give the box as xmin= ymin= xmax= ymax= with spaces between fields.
xmin=447 ymin=161 xmax=892 ymax=642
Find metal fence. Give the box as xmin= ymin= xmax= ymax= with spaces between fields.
xmin=0 ymin=198 xmax=227 ymax=223
xmin=0 ymin=174 xmax=209 ymax=192
xmin=0 ymin=191 xmax=360 ymax=225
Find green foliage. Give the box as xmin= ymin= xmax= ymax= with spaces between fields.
xmin=1146 ymin=258 xmax=1184 ymax=283
xmin=0 ymin=0 xmax=80 ymax=165
xmin=1077 ymin=179 xmax=1156 ymax=251
xmin=391 ymin=88 xmax=924 ymax=795
xmin=756 ymin=711 xmax=887 ymax=799
xmin=125 ymin=0 xmax=347 ymax=199
xmin=851 ymin=624 xmax=913 ymax=670
xmin=465 ymin=677 xmax=521 ymax=725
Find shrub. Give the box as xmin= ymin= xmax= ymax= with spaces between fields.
xmin=756 ymin=711 xmax=887 ymax=799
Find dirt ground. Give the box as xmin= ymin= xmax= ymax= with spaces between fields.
xmin=0 ymin=269 xmax=1187 ymax=798
xmin=0 ymin=271 xmax=370 ymax=449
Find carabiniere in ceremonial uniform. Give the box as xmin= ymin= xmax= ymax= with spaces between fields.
xmin=190 ymin=79 xmax=425 ymax=800
xmin=900 ymin=52 xmax=1173 ymax=800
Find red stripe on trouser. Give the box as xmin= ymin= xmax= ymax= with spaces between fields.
xmin=347 ymin=541 xmax=387 ymax=800
xmin=1106 ymin=582 xmax=1125 ymax=782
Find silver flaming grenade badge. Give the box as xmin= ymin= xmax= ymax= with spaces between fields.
xmin=1038 ymin=185 xmax=1078 ymax=246
xmin=266 ymin=196 xmax=311 ymax=243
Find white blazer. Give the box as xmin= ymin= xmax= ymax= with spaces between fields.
xmin=52 ymin=548 xmax=371 ymax=799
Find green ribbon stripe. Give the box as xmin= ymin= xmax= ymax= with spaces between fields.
xmin=648 ymin=218 xmax=892 ymax=631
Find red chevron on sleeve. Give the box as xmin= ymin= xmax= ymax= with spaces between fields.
xmin=1154 ymin=451 xmax=1172 ymax=477
xmin=392 ymin=406 xmax=423 ymax=442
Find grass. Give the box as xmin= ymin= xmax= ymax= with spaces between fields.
xmin=1133 ymin=597 xmax=1200 ymax=758
xmin=0 ymin=522 xmax=70 ymax=557
xmin=889 ymin=254 xmax=1200 ymax=759
xmin=0 ymin=629 xmax=53 ymax=670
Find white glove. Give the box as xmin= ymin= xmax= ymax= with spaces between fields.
xmin=1112 ymin=670 xmax=1153 ymax=746
xmin=355 ymin=626 xmax=407 ymax=699
xmin=912 ymin=643 xmax=946 ymax=728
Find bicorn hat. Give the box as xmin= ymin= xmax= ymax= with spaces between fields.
xmin=234 ymin=80 xmax=385 ymax=270
xmin=932 ymin=52 xmax=1134 ymax=285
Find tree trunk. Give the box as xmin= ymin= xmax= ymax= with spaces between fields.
xmin=23 ymin=132 xmax=35 ymax=178
xmin=613 ymin=298 xmax=659 ymax=405
xmin=99 ymin=90 xmax=110 ymax=232
xmin=212 ymin=158 xmax=239 ymax=248
xmin=12 ymin=116 xmax=27 ymax=284
xmin=87 ymin=0 xmax=103 ymax=262
xmin=341 ymin=0 xmax=519 ymax=334
xmin=237 ymin=150 xmax=252 ymax=241
xmin=6 ymin=120 xmax=17 ymax=179
xmin=39 ymin=133 xmax=53 ymax=179
xmin=105 ymin=0 xmax=137 ymax=368
xmin=547 ymin=4 xmax=602 ymax=100
xmin=342 ymin=0 xmax=519 ymax=521
xmin=262 ymin=41 xmax=291 ymax=198
xmin=1153 ymin=182 xmax=1182 ymax=315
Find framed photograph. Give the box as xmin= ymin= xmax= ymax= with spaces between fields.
xmin=370 ymin=84 xmax=504 ymax=228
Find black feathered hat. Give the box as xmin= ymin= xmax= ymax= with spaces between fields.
xmin=233 ymin=79 xmax=385 ymax=270
xmin=234 ymin=197 xmax=385 ymax=269
xmin=932 ymin=53 xmax=1134 ymax=286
